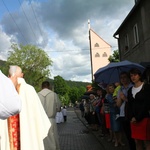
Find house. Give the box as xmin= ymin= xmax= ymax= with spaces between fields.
xmin=113 ymin=0 xmax=150 ymax=64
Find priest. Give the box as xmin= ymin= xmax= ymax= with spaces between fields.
xmin=0 ymin=66 xmax=51 ymax=150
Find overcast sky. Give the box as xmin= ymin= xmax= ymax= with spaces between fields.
xmin=0 ymin=0 xmax=135 ymax=82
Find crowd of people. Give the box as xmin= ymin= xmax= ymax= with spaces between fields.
xmin=1 ymin=65 xmax=150 ymax=150
xmin=79 ymin=68 xmax=150 ymax=150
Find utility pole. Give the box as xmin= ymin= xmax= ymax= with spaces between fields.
xmin=88 ymin=20 xmax=94 ymax=82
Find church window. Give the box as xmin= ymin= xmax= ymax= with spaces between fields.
xmin=94 ymin=43 xmax=99 ymax=47
xmin=95 ymin=53 xmax=100 ymax=57
xmin=133 ymin=24 xmax=139 ymax=45
xmin=102 ymin=52 xmax=107 ymax=57
xmin=124 ymin=34 xmax=129 ymax=52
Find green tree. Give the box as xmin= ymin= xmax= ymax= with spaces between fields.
xmin=54 ymin=75 xmax=68 ymax=96
xmin=53 ymin=75 xmax=87 ymax=105
xmin=54 ymin=75 xmax=69 ymax=105
xmin=59 ymin=93 xmax=70 ymax=106
xmin=68 ymin=87 xmax=79 ymax=104
xmin=108 ymin=50 xmax=120 ymax=62
xmin=78 ymin=86 xmax=86 ymax=98
xmin=7 ymin=44 xmax=52 ymax=91
xmin=0 ymin=60 xmax=7 ymax=75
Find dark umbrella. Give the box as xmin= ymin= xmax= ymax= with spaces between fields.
xmin=80 ymin=95 xmax=89 ymax=100
xmin=94 ymin=60 xmax=145 ymax=84
xmin=84 ymin=90 xmax=97 ymax=95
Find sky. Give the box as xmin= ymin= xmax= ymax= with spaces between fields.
xmin=0 ymin=0 xmax=135 ymax=82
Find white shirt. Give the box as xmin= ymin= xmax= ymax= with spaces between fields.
xmin=0 ymin=71 xmax=21 ymax=119
xmin=132 ymin=83 xmax=143 ymax=98
xmin=117 ymin=83 xmax=133 ymax=117
xmin=62 ymin=108 xmax=67 ymax=116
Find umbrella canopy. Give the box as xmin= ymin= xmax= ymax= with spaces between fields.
xmin=80 ymin=95 xmax=89 ymax=100
xmin=94 ymin=60 xmax=145 ymax=84
xmin=84 ymin=90 xmax=97 ymax=95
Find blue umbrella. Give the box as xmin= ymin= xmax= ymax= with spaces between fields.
xmin=94 ymin=60 xmax=145 ymax=84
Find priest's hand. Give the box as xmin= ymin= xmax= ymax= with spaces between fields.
xmin=9 ymin=75 xmax=18 ymax=89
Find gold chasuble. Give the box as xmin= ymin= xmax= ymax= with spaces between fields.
xmin=7 ymin=83 xmax=20 ymax=150
xmin=7 ymin=113 xmax=20 ymax=150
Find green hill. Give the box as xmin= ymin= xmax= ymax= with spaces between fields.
xmin=47 ymin=78 xmax=91 ymax=88
xmin=0 ymin=60 xmax=6 ymax=66
xmin=65 ymin=80 xmax=91 ymax=88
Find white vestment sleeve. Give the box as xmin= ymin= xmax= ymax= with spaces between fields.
xmin=0 ymin=71 xmax=21 ymax=120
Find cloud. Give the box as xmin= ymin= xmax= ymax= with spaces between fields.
xmin=0 ymin=0 xmax=134 ymax=82
xmin=51 ymin=53 xmax=91 ymax=82
xmin=1 ymin=1 xmax=49 ymax=47
xmin=0 ymin=26 xmax=12 ymax=60
xmin=39 ymin=0 xmax=134 ymax=39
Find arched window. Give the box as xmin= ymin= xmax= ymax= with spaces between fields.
xmin=94 ymin=43 xmax=99 ymax=47
xmin=95 ymin=53 xmax=100 ymax=57
xmin=133 ymin=24 xmax=139 ymax=45
xmin=102 ymin=52 xmax=107 ymax=57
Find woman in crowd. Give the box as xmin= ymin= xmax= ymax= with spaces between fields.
xmin=83 ymin=99 xmax=91 ymax=125
xmin=127 ymin=68 xmax=150 ymax=150
xmin=89 ymin=94 xmax=99 ymax=131
xmin=116 ymin=72 xmax=136 ymax=150
xmin=104 ymin=85 xmax=113 ymax=142
xmin=97 ymin=88 xmax=108 ymax=137
xmin=106 ymin=84 xmax=124 ymax=147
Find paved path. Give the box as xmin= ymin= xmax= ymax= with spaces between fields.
xmin=57 ymin=107 xmax=105 ymax=150
xmin=57 ymin=107 xmax=129 ymax=150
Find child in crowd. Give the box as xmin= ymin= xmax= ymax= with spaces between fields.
xmin=62 ymin=106 xmax=67 ymax=122
xmin=113 ymin=82 xmax=121 ymax=120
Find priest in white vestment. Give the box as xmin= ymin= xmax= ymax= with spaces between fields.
xmin=0 ymin=66 xmax=51 ymax=150
xmin=38 ymin=81 xmax=61 ymax=150
xmin=0 ymin=70 xmax=21 ymax=120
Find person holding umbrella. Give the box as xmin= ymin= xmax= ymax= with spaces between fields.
xmin=127 ymin=68 xmax=150 ymax=150
xmin=116 ymin=72 xmax=136 ymax=150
